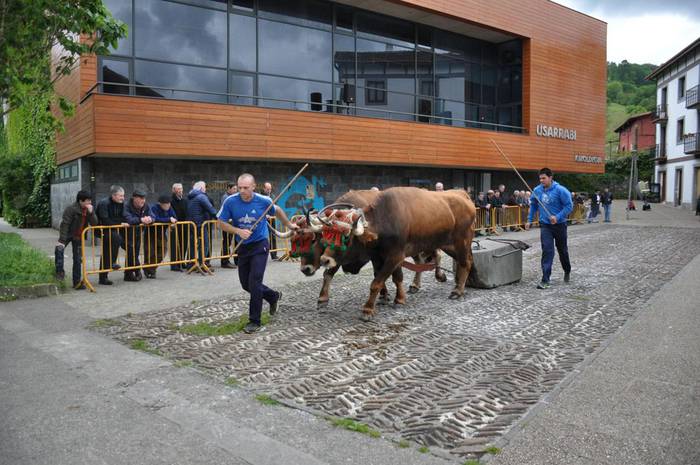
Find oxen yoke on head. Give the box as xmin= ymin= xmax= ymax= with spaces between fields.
xmin=315 ymin=203 xmax=368 ymax=255
xmin=289 ymin=214 xmax=317 ymax=259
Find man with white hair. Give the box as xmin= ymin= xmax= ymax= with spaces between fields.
xmin=170 ymin=182 xmax=188 ymax=271
xmin=435 ymin=182 xmax=444 ymax=192
xmin=218 ymin=173 xmax=298 ymax=333
xmin=186 ymin=181 xmax=217 ymax=270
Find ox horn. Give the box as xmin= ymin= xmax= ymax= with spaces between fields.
xmin=269 ymin=224 xmax=294 ymax=238
xmin=351 ymin=209 xmax=367 ymax=236
xmin=308 ymin=213 xmax=324 ymax=232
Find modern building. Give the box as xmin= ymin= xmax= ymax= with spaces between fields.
xmin=646 ymin=37 xmax=699 ymax=207
xmin=614 ymin=112 xmax=655 ymax=155
xmin=51 ymin=0 xmax=606 ymax=225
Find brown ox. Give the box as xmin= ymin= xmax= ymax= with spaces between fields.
xmin=289 ymin=190 xmax=446 ymax=309
xmin=319 ymin=187 xmax=475 ymax=320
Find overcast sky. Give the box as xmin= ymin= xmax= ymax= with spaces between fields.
xmin=553 ymin=0 xmax=699 ymax=65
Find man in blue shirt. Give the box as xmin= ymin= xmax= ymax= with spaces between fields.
xmin=525 ymin=168 xmax=573 ymax=289
xmin=217 ymin=173 xmax=298 ymax=333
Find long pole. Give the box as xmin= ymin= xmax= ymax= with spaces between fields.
xmin=230 ymin=163 xmax=309 ymax=255
xmin=626 ymin=152 xmax=635 ymax=220
xmin=489 ymin=139 xmax=554 ymax=218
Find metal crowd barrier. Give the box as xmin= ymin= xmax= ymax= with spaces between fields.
xmin=79 ymin=221 xmax=200 ymax=292
xmin=197 ymin=218 xmax=294 ymax=273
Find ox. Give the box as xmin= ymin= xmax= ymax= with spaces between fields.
xmin=318 ymin=187 xmax=476 ymax=320
xmin=288 ymin=190 xmax=446 ymax=309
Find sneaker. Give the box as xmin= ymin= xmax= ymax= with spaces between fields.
xmin=564 ymin=272 xmax=570 ymax=283
xmin=243 ymin=322 xmax=265 ymax=334
xmin=124 ymin=272 xmax=139 ymax=282
xmin=111 ymin=263 xmax=121 ymax=270
xmin=99 ymin=279 xmax=113 ymax=286
xmin=537 ymin=281 xmax=551 ymax=289
xmin=270 ymin=291 xmax=282 ymax=316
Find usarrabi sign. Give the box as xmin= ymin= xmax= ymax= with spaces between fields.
xmin=536 ymin=124 xmax=576 ymax=141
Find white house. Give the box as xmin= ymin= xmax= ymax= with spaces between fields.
xmin=646 ymin=38 xmax=699 ymax=208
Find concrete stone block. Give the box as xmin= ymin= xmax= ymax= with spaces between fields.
xmin=464 ymin=238 xmax=526 ymax=288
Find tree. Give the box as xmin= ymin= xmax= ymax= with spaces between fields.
xmin=0 ymin=0 xmax=127 ymax=125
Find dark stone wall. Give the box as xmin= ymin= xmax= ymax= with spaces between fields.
xmin=50 ymin=157 xmax=539 ymax=222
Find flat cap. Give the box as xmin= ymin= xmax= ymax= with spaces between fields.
xmin=132 ymin=189 xmax=147 ymax=198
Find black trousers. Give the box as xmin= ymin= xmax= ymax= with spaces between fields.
xmin=55 ymin=239 xmax=82 ymax=286
xmin=169 ymin=222 xmax=189 ymax=268
xmin=221 ymin=231 xmax=238 ymax=265
xmin=99 ymin=229 xmax=122 ymax=280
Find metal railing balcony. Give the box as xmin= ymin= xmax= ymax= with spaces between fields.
xmin=651 ymin=104 xmax=668 ymax=123
xmin=686 ymin=85 xmax=699 ymax=109
xmin=81 ymin=81 xmax=527 ymax=134
xmin=654 ymin=143 xmax=667 ymax=162
xmin=683 ymin=133 xmax=699 ymax=155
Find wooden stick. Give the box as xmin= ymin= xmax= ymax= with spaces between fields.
xmin=230 ymin=163 xmax=309 ymax=255
xmin=489 ymin=139 xmax=555 ymax=219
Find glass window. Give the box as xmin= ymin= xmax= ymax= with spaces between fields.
xmin=232 ymin=0 xmax=254 ymax=13
xmin=365 ymin=80 xmax=386 ymax=105
xmin=135 ymin=0 xmax=226 ymax=67
xmin=334 ymin=33 xmax=355 ymax=84
xmin=465 ymin=62 xmax=480 ymax=103
xmin=417 ymin=24 xmax=432 ymax=49
xmin=101 ymin=58 xmax=130 ymax=95
xmin=259 ymin=19 xmax=331 ymax=81
xmin=134 ymin=60 xmax=227 ymax=103
xmin=258 ymin=74 xmax=332 ymax=111
xmin=103 ymin=0 xmax=132 ymax=55
xmin=230 ymin=14 xmax=256 ymax=72
xmin=436 ymin=55 xmax=464 ymax=102
xmin=356 ymin=11 xmax=414 ymax=48
xmin=176 ymin=0 xmax=227 ymax=10
xmin=434 ymin=30 xmax=481 ymax=62
xmin=335 ymin=4 xmax=353 ymax=33
xmin=482 ymin=66 xmax=496 ymax=106
xmin=258 ymin=0 xmax=331 ymax=30
xmin=230 ymin=73 xmax=256 ymax=105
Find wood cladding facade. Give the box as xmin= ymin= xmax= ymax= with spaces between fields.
xmin=55 ymin=0 xmax=606 ymax=174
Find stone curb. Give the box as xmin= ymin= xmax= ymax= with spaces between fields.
xmin=0 ymin=283 xmax=60 ymax=300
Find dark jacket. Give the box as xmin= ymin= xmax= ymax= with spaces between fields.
xmin=151 ymin=204 xmax=176 ymax=223
xmin=124 ymin=199 xmax=152 ymax=225
xmin=186 ymin=189 xmax=217 ymax=225
xmin=476 ymin=196 xmax=489 ymax=209
xmin=96 ymin=197 xmax=125 ymax=226
xmin=601 ymin=192 xmax=613 ymax=205
xmin=590 ymin=193 xmax=601 ymax=207
xmin=491 ymin=195 xmax=504 ymax=208
xmin=58 ymin=202 xmax=98 ymax=245
xmin=171 ymin=193 xmax=188 ymax=221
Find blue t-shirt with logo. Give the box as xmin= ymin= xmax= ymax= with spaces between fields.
xmin=217 ymin=193 xmax=276 ymax=245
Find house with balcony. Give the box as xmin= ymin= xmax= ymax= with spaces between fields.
xmin=646 ymin=37 xmax=700 ymax=207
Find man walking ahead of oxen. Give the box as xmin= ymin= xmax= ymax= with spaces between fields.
xmin=217 ymin=173 xmax=298 ymax=334
xmin=524 ymin=167 xmax=573 ymax=289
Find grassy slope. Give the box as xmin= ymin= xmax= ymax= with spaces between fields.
xmin=0 ymin=232 xmax=57 ymax=287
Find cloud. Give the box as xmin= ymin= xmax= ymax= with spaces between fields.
xmin=572 ymin=0 xmax=700 ymax=19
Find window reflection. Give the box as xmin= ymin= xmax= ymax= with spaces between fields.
xmin=135 ymin=0 xmax=226 ymax=67
xmin=103 ymin=0 xmax=132 ymax=55
xmin=258 ymin=0 xmax=331 ymax=30
xmin=259 ymin=75 xmax=331 ymax=111
xmin=259 ymin=19 xmax=331 ymax=81
xmin=102 ymin=59 xmax=130 ymax=95
xmin=230 ymin=14 xmax=256 ymax=72
xmin=230 ymin=73 xmax=256 ymax=105
xmin=134 ymin=60 xmax=227 ymax=103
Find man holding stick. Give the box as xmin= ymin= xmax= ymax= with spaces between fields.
xmin=525 ymin=168 xmax=573 ymax=289
xmin=217 ymin=173 xmax=298 ymax=333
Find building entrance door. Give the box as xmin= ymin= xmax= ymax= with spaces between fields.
xmin=674 ymin=168 xmax=683 ymax=206
xmin=694 ymin=167 xmax=700 ymax=205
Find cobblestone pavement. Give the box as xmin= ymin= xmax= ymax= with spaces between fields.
xmin=96 ymin=225 xmax=700 ymax=460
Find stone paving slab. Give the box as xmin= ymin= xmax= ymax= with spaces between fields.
xmin=96 ymin=225 xmax=700 ymax=460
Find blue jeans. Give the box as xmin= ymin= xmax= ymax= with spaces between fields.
xmin=237 ymin=239 xmax=278 ymax=325
xmin=540 ymin=223 xmax=571 ymax=283
xmin=603 ymin=204 xmax=611 ymax=222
